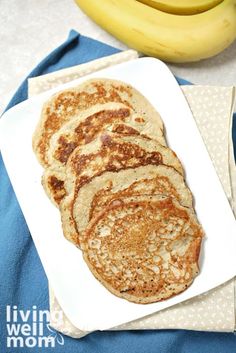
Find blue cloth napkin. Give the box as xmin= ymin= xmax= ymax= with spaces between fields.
xmin=0 ymin=29 xmax=236 ymax=353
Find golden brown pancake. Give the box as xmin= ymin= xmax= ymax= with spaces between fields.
xmin=59 ymin=133 xmax=184 ymax=245
xmin=65 ymin=133 xmax=183 ymax=194
xmin=32 ymin=78 xmax=165 ymax=167
xmin=47 ymin=102 xmax=163 ymax=170
xmin=43 ymin=131 xmax=182 ymax=206
xmin=82 ymin=195 xmax=203 ymax=304
xmin=72 ymin=164 xmax=193 ymax=245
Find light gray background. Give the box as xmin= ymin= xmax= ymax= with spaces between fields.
xmin=1 ymin=0 xmax=236 ymax=114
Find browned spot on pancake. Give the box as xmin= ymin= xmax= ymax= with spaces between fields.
xmin=56 ymin=137 xmax=78 ymax=164
xmin=48 ymin=176 xmax=66 ymax=204
xmin=135 ymin=117 xmax=145 ymax=123
xmin=110 ymin=83 xmax=133 ymax=98
xmin=112 ymin=124 xmax=140 ymax=135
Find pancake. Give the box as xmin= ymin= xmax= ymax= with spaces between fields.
xmin=47 ymin=102 xmax=163 ymax=170
xmin=72 ymin=164 xmax=193 ymax=245
xmin=64 ymin=132 xmax=183 ymax=195
xmin=47 ymin=103 xmax=131 ymax=170
xmin=58 ymin=133 xmax=184 ymax=245
xmin=43 ymin=102 xmax=164 ymax=206
xmin=82 ymin=195 xmax=204 ymax=304
xmin=32 ymin=78 xmax=165 ymax=167
xmin=44 ymin=132 xmax=182 ymax=206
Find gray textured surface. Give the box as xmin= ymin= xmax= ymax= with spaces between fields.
xmin=1 ymin=0 xmax=236 ymax=114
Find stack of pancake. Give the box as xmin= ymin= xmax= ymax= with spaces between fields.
xmin=33 ymin=78 xmax=204 ymax=304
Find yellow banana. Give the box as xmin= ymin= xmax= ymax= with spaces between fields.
xmin=137 ymin=0 xmax=223 ymax=15
xmin=74 ymin=0 xmax=236 ymax=63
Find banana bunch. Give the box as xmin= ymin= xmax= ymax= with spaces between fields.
xmin=74 ymin=0 xmax=236 ymax=63
xmin=137 ymin=0 xmax=224 ymax=15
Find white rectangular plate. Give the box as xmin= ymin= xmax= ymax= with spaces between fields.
xmin=0 ymin=57 xmax=236 ymax=331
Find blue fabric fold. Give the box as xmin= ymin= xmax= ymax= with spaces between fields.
xmin=0 ymin=29 xmax=235 ymax=353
